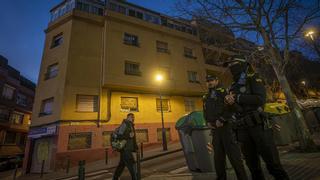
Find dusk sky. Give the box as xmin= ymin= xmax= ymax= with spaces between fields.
xmin=0 ymin=0 xmax=176 ymax=83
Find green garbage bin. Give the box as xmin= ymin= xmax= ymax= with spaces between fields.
xmin=176 ymin=111 xmax=215 ymax=172
xmin=269 ymin=112 xmax=299 ymax=145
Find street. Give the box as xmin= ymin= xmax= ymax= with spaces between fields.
xmin=59 ymin=149 xmax=320 ymax=180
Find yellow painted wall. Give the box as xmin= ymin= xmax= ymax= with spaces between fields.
xmin=104 ymin=12 xmax=210 ymax=94
xmin=32 ymin=10 xmax=232 ymax=126
xmin=108 ymin=91 xmax=203 ymax=125
xmin=31 ymin=13 xmax=73 ymax=127
xmin=60 ymin=11 xmax=104 ymax=121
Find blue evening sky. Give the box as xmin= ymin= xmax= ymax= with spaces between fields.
xmin=0 ymin=0 xmax=175 ymax=83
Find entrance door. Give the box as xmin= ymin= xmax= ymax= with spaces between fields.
xmin=30 ymin=137 xmax=53 ymax=173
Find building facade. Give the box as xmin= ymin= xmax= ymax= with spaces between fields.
xmin=24 ymin=0 xmax=236 ymax=173
xmin=0 ymin=55 xmax=35 ymax=167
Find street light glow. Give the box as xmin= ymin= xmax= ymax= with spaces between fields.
xmin=305 ymin=30 xmax=315 ymax=40
xmin=155 ymin=74 xmax=163 ymax=82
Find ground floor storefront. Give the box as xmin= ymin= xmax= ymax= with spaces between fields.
xmin=23 ymin=122 xmax=179 ymax=173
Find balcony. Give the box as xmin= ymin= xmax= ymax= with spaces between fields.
xmin=50 ymin=0 xmax=104 ymax=23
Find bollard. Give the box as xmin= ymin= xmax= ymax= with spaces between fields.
xmin=13 ymin=163 xmax=18 ymax=180
xmin=140 ymin=142 xmax=144 ymax=159
xmin=66 ymin=157 xmax=70 ymax=174
xmin=40 ymin=160 xmax=45 ymax=178
xmin=78 ymin=160 xmax=86 ymax=180
xmin=105 ymin=148 xmax=109 ymax=165
xmin=136 ymin=151 xmax=141 ymax=180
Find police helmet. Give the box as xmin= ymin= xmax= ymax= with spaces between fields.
xmin=206 ymin=74 xmax=218 ymax=82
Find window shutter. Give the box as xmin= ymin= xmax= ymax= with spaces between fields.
xmin=77 ymin=95 xmax=98 ymax=112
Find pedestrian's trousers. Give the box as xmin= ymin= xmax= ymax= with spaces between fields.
xmin=113 ymin=150 xmax=137 ymax=180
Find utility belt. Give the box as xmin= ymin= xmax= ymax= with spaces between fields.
xmin=235 ymin=111 xmax=265 ymax=128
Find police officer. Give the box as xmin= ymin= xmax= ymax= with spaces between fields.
xmin=113 ymin=113 xmax=139 ymax=180
xmin=224 ymin=56 xmax=289 ymax=180
xmin=203 ymin=75 xmax=248 ymax=180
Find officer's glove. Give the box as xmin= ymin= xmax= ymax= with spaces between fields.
xmin=216 ymin=120 xmax=224 ymax=128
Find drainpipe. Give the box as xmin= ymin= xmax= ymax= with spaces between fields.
xmin=97 ymin=5 xmax=107 ymax=127
xmin=106 ymin=89 xmax=112 ymax=122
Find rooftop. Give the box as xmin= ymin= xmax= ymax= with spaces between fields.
xmin=0 ymin=55 xmax=36 ymax=90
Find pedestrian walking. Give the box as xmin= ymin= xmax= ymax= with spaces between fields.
xmin=113 ymin=113 xmax=139 ymax=180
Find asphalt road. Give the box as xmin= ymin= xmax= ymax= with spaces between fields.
xmin=83 ymin=150 xmax=187 ymax=180
xmin=81 ymin=150 xmax=320 ymax=180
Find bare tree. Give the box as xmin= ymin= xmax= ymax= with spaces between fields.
xmin=176 ymin=0 xmax=320 ymax=150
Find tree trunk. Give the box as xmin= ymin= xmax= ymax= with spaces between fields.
xmin=270 ymin=57 xmax=316 ymax=151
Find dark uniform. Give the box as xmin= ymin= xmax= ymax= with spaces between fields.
xmin=203 ymin=75 xmax=248 ymax=180
xmin=113 ymin=119 xmax=138 ymax=180
xmin=226 ymin=58 xmax=289 ymax=180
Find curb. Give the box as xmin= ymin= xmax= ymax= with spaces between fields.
xmin=55 ymin=148 xmax=183 ymax=180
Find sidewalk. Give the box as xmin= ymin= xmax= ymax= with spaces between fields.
xmin=12 ymin=142 xmax=182 ymax=180
xmin=145 ymin=133 xmax=320 ymax=180
xmin=145 ymin=151 xmax=320 ymax=180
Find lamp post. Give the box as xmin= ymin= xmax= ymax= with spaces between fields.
xmin=305 ymin=30 xmax=320 ymax=58
xmin=301 ymin=80 xmax=309 ymax=98
xmin=155 ymin=74 xmax=168 ymax=151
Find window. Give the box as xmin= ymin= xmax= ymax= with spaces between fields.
xmin=76 ymin=2 xmax=90 ymax=12
xmin=45 ymin=63 xmax=58 ymax=80
xmin=50 ymin=0 xmax=75 ymax=22
xmin=145 ymin=14 xmax=160 ymax=24
xmin=118 ymin=5 xmax=127 ymax=14
xmin=128 ymin=9 xmax=136 ymax=17
xmin=120 ymin=97 xmax=138 ymax=112
xmin=109 ymin=3 xmax=126 ymax=14
xmin=76 ymin=95 xmax=98 ymax=112
xmin=123 ymin=33 xmax=139 ymax=46
xmin=157 ymin=128 xmax=171 ymax=142
xmin=136 ymin=11 xmax=143 ymax=19
xmin=136 ymin=129 xmax=148 ymax=143
xmin=16 ymin=93 xmax=27 ymax=106
xmin=156 ymin=41 xmax=169 ymax=53
xmin=51 ymin=33 xmax=63 ymax=48
xmin=156 ymin=98 xmax=171 ymax=112
xmin=161 ymin=17 xmax=168 ymax=26
xmin=125 ymin=61 xmax=141 ymax=76
xmin=102 ymin=131 xmax=112 ymax=147
xmin=9 ymin=112 xmax=24 ymax=125
xmin=109 ymin=3 xmax=117 ymax=11
xmin=40 ymin=97 xmax=54 ymax=116
xmin=185 ymin=99 xmax=196 ymax=112
xmin=68 ymin=132 xmax=92 ymax=150
xmin=4 ymin=131 xmax=16 ymax=145
xmin=2 ymin=84 xmax=15 ymax=100
xmin=0 ymin=108 xmax=9 ymax=122
xmin=128 ymin=9 xmax=143 ymax=19
xmin=184 ymin=47 xmax=196 ymax=59
xmin=187 ymin=71 xmax=199 ymax=83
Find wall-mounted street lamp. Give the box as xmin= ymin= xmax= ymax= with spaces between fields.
xmin=305 ymin=30 xmax=320 ymax=57
xmin=155 ymin=73 xmax=168 ymax=151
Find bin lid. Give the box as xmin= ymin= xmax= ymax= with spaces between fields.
xmin=176 ymin=111 xmax=206 ymax=130
xmin=264 ymin=103 xmax=290 ymax=115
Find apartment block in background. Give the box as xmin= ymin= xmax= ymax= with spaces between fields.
xmin=0 ymin=55 xmax=35 ymax=169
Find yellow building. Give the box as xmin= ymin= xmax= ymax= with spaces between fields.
xmin=24 ymin=0 xmax=235 ymax=173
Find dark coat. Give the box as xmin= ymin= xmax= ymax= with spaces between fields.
xmin=118 ymin=119 xmax=138 ymax=152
